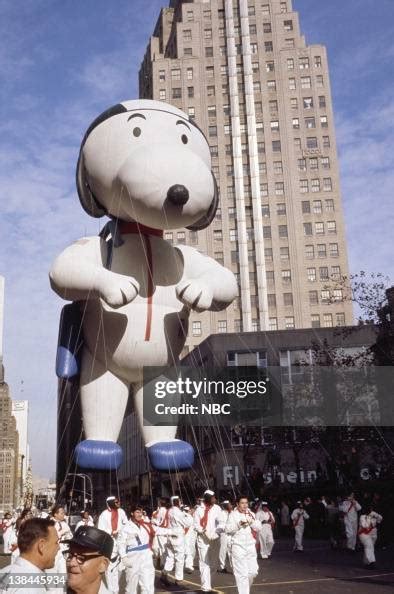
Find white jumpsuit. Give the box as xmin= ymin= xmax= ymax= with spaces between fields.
xmin=52 ymin=519 xmax=72 ymax=574
xmin=255 ymin=509 xmax=275 ymax=558
xmin=291 ymin=508 xmax=309 ymax=551
xmin=163 ymin=507 xmax=193 ymax=581
xmin=151 ymin=506 xmax=170 ymax=566
xmin=118 ymin=519 xmax=155 ymax=594
xmin=339 ymin=499 xmax=361 ymax=551
xmin=184 ymin=517 xmax=197 ymax=571
xmin=98 ymin=507 xmax=128 ymax=593
xmin=225 ymin=509 xmax=261 ymax=594
xmin=358 ymin=512 xmax=383 ymax=565
xmin=217 ymin=509 xmax=231 ymax=570
xmin=2 ymin=519 xmax=14 ymax=554
xmin=194 ymin=503 xmax=221 ymax=592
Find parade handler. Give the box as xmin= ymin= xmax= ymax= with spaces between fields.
xmin=225 ymin=495 xmax=262 ymax=594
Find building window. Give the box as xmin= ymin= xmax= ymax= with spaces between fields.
xmin=249 ymin=24 xmax=257 ymax=34
xmin=263 ymin=22 xmax=272 ymax=33
xmin=315 ymin=222 xmax=324 ymax=235
xmin=234 ymin=319 xmax=242 ymax=332
xmin=269 ymin=317 xmax=278 ymax=330
xmin=282 ymin=269 xmax=291 ymax=283
xmin=321 ymin=289 xmax=330 ymax=303
xmin=274 ymin=160 xmax=283 ymax=174
xmin=159 ymin=89 xmax=166 ymax=100
xmin=287 ymin=58 xmax=294 ymax=70
xmin=190 ymin=231 xmax=198 ymax=245
xmin=327 ymin=221 xmax=337 ymax=234
xmin=171 ymin=68 xmax=181 ymax=80
xmin=226 ymin=164 xmax=233 ymax=176
xmin=300 ymin=179 xmax=309 ymax=193
xmin=275 ymin=182 xmax=284 ymax=195
xmin=299 ymin=56 xmax=309 ymax=69
xmin=309 ymin=157 xmax=318 ymax=170
xmin=260 ymin=183 xmax=268 ymax=197
xmin=219 ymin=45 xmax=227 ymax=56
xmin=325 ymin=198 xmax=335 ymax=212
xmin=323 ymin=135 xmax=330 ymax=148
xmin=285 ymin=316 xmax=295 ymax=329
xmin=218 ymin=320 xmax=227 ymax=333
xmin=210 ymin=145 xmax=218 ymax=158
xmin=303 ymin=97 xmax=313 ymax=109
xmin=303 ymin=222 xmax=313 ymax=235
xmin=269 ymin=99 xmax=278 ymax=113
xmin=267 ymin=80 xmax=276 ymax=91
xmin=329 ymin=243 xmax=339 ymax=257
xmin=205 ymin=46 xmax=214 ymax=57
xmin=248 ymin=4 xmax=256 ymax=16
xmin=213 ymin=230 xmax=222 ymax=242
xmin=285 ymin=38 xmax=295 ymax=48
xmin=159 ymin=70 xmax=165 ymax=81
xmin=267 ymin=270 xmax=275 ymax=283
xmin=280 ymin=246 xmax=289 ymax=260
xmin=313 ymin=200 xmax=322 ymax=213
xmin=209 ymin=125 xmax=217 ymax=137
xmin=223 ymin=104 xmax=230 ymax=116
xmin=187 ymin=86 xmax=194 ymax=98
xmin=259 ymin=161 xmax=267 ymax=173
xmin=311 ymin=314 xmax=320 ymax=328
xmin=284 ymin=292 xmax=293 ymax=306
xmin=289 ymin=77 xmax=296 ymax=90
xmin=292 ymin=118 xmax=300 ymax=129
xmin=186 ymin=10 xmax=194 ymax=21
xmin=253 ymin=80 xmax=261 ymax=92
xmin=307 ymin=136 xmax=318 ymax=149
xmin=255 ymin=101 xmax=262 ymax=113
xmin=204 ymin=28 xmax=212 ymax=39
xmin=164 ymin=231 xmax=173 ymax=243
xmin=265 ymin=41 xmax=273 ymax=52
xmin=333 ymin=289 xmax=343 ymax=301
xmin=271 ymin=120 xmax=279 ymax=132
xmin=290 ymin=97 xmax=298 ymax=110
xmin=250 ymin=42 xmax=258 ymax=54
xmin=265 ymin=247 xmax=273 ymax=261
xmin=207 ymin=105 xmax=216 ymax=118
xmin=284 ymin=19 xmax=293 ymax=31
xmin=321 ymin=156 xmax=330 ymax=169
xmin=301 ymin=76 xmax=312 ymax=89
xmin=278 ymin=224 xmax=288 ymax=238
xmin=230 ymin=229 xmax=237 ymax=242
xmin=206 ymin=66 xmax=214 ymax=78
xmin=172 ymin=88 xmax=181 ymax=99
xmin=188 ymin=106 xmax=195 ymax=119
xmin=311 ymin=178 xmax=320 ymax=193
xmin=257 ymin=141 xmax=265 ymax=154
xmin=262 ymin=203 xmax=270 ymax=217
xmin=307 ymin=267 xmax=316 ymax=282
xmin=320 ymin=115 xmax=328 ymax=128
xmin=323 ymin=177 xmax=333 ymax=191
xmin=192 ymin=322 xmax=202 ymax=336
xmin=294 ymin=137 xmax=301 ymax=149
xmin=203 ymin=8 xmax=211 ymax=18
xmin=316 ymin=74 xmax=324 ymax=87
xmin=319 ymin=95 xmax=326 ymax=108
xmin=305 ymin=116 xmax=316 ymax=129
xmin=177 ymin=231 xmax=186 ymax=244
xmin=305 ymin=244 xmax=314 ymax=259
xmin=263 ymin=226 xmax=272 ymax=239
xmin=224 ymin=124 xmax=231 ymax=135
xmin=319 ymin=266 xmax=329 ymax=281
xmin=262 ymin=4 xmax=270 ymax=15
xmin=207 ymin=85 xmax=215 ymax=98
xmin=302 ymin=200 xmax=311 ymax=214
xmin=317 ymin=244 xmax=327 ymax=258
xmin=309 ymin=290 xmax=318 ymax=304
xmin=336 ymin=313 xmax=345 ymax=326
xmin=184 ymin=47 xmax=193 ymax=56
xmin=314 ymin=55 xmax=322 ymax=68
xmin=183 ymin=29 xmax=192 ymax=41
xmin=272 ymin=140 xmax=281 ymax=152
xmin=266 ymin=61 xmax=274 ymax=72
xmin=267 ymin=293 xmax=276 ymax=307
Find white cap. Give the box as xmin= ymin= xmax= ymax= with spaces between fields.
xmin=204 ymin=489 xmax=215 ymax=496
xmin=262 ymin=501 xmax=268 ymax=506
xmin=106 ymin=496 xmax=116 ymax=502
xmin=170 ymin=496 xmax=180 ymax=503
xmin=222 ymin=500 xmax=230 ymax=505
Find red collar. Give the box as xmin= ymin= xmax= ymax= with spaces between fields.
xmin=119 ymin=221 xmax=163 ymax=237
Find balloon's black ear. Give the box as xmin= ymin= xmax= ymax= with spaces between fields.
xmin=76 ymin=151 xmax=107 ymax=218
xmin=186 ymin=173 xmax=219 ymax=231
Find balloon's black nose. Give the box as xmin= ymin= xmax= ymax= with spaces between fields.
xmin=167 ymin=184 xmax=189 ymax=206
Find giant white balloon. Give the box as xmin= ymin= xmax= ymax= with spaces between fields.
xmin=50 ymin=100 xmax=238 ymax=471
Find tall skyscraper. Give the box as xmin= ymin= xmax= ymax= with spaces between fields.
xmin=139 ymin=0 xmax=353 ymax=348
xmin=12 ymin=400 xmax=30 ymax=502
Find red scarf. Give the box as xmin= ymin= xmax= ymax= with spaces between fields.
xmin=200 ymin=504 xmax=212 ymax=529
xmin=293 ymin=511 xmax=303 ymax=527
xmin=138 ymin=521 xmax=155 ymax=548
xmin=111 ymin=509 xmax=118 ymax=534
xmin=347 ymin=501 xmax=355 ymax=514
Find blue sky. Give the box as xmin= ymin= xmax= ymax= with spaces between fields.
xmin=0 ymin=0 xmax=393 ymax=478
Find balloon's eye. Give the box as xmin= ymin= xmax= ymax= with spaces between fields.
xmin=133 ymin=127 xmax=141 ymax=137
xmin=181 ymin=134 xmax=188 ymax=144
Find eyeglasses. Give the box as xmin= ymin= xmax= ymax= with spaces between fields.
xmin=63 ymin=550 xmax=103 ymax=564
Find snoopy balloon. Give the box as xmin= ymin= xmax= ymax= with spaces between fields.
xmin=50 ymin=100 xmax=238 ymax=471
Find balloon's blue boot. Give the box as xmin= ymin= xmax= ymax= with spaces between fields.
xmin=147 ymin=440 xmax=194 ymax=471
xmin=75 ymin=440 xmax=123 ymax=470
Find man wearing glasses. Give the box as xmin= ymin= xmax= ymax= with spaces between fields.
xmin=64 ymin=526 xmax=114 ymax=594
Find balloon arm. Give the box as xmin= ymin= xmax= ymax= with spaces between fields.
xmin=49 ymin=236 xmax=139 ymax=306
xmin=176 ymin=245 xmax=238 ymax=311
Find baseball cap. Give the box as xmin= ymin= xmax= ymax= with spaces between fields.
xmin=65 ymin=526 xmax=114 ymax=560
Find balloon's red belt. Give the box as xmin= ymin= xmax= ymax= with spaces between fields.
xmin=119 ymin=222 xmax=164 ymax=341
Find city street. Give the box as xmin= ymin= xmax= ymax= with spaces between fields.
xmin=3 ymin=538 xmax=393 ymax=594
